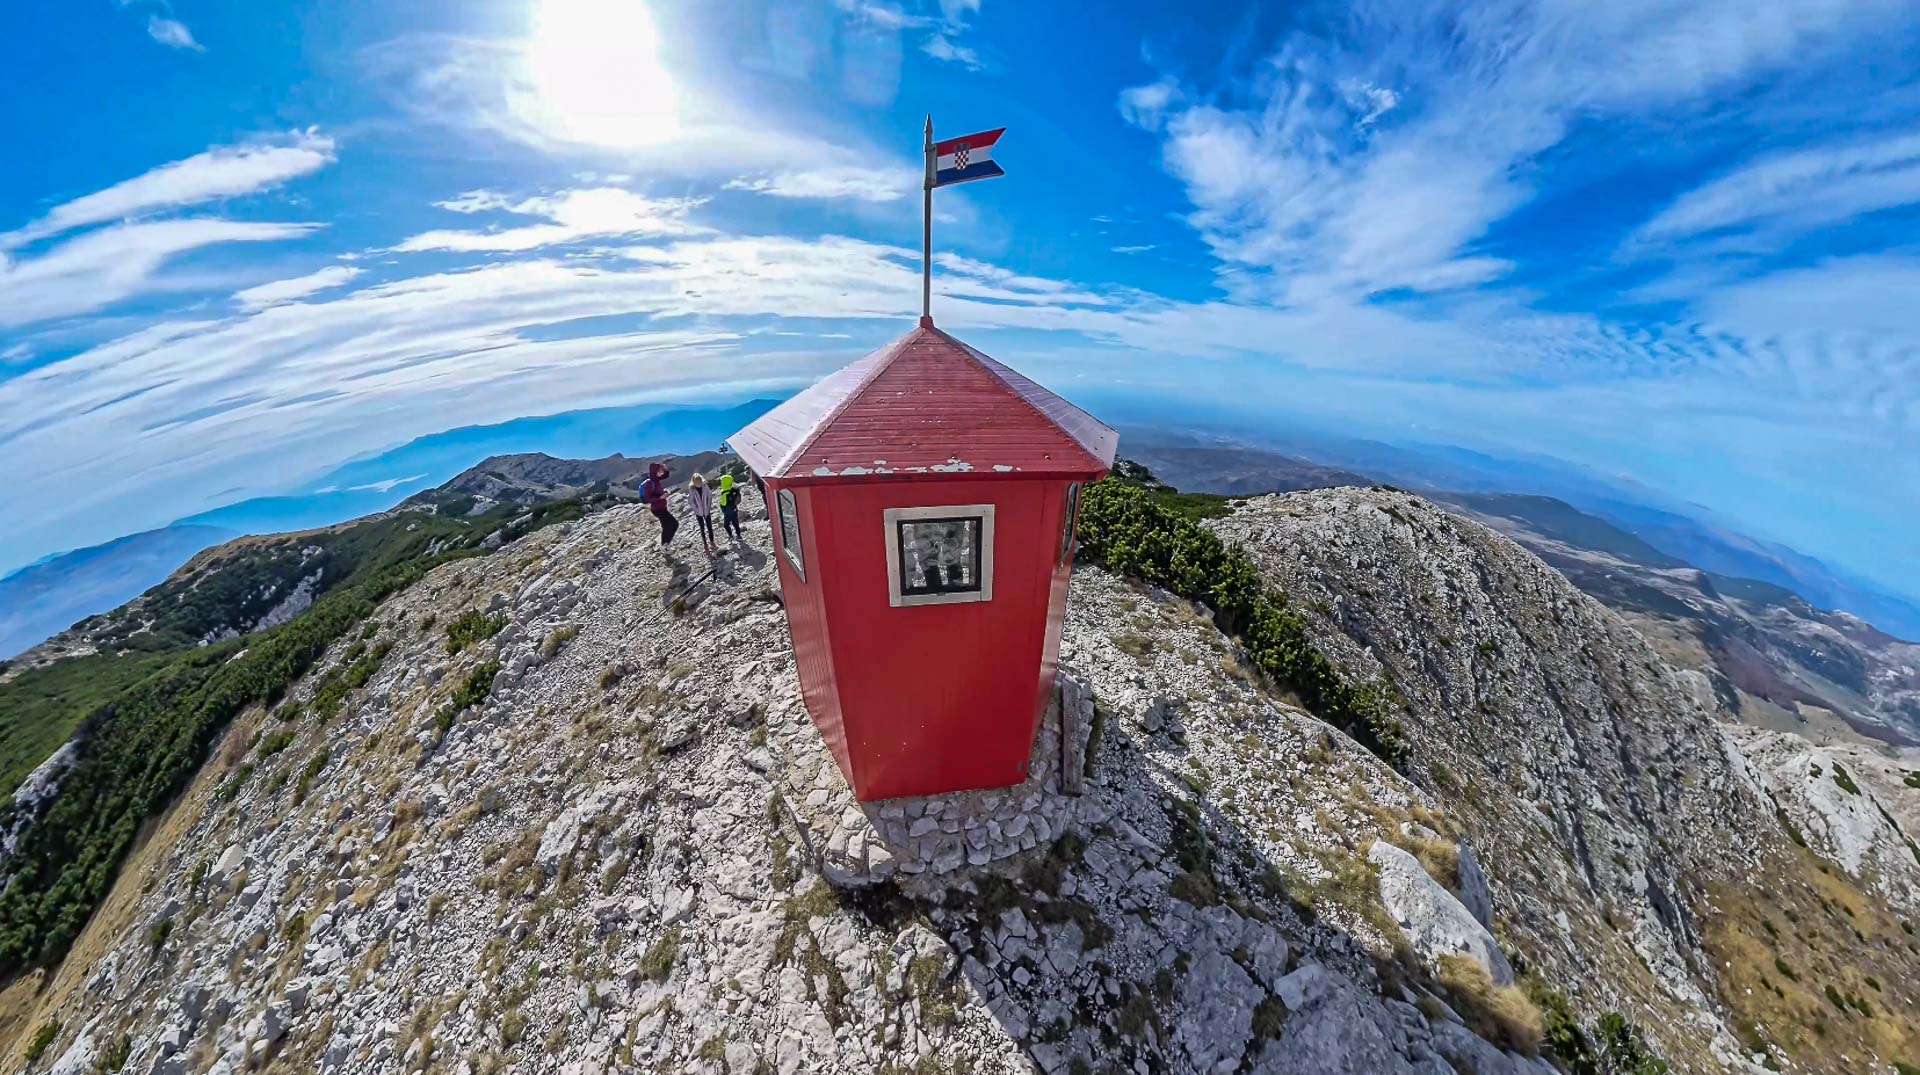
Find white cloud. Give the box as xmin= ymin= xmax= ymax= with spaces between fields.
xmin=146 ymin=16 xmax=203 ymax=51
xmin=0 ymin=219 xmax=318 ymax=328
xmin=1628 ymin=131 xmax=1920 ymax=251
xmin=1130 ymin=0 xmax=1912 ymax=303
xmin=433 ymin=190 xmax=516 ymax=214
xmin=833 ymin=1 xmax=929 ymax=32
xmin=1339 ymin=81 xmax=1399 ymax=128
xmin=938 ymin=0 xmax=981 ymax=22
xmin=922 ymin=35 xmax=982 ymax=70
xmin=394 ymin=188 xmax=708 ymax=253
xmin=1118 ymin=77 xmax=1180 ymax=131
xmin=345 ymin=474 xmax=427 ymax=494
xmin=1112 ymin=244 xmax=1156 ymax=254
xmin=233 ymin=266 xmax=365 ymax=309
xmin=3 ymin=226 xmax=1917 ymax=594
xmin=0 ymin=131 xmax=335 ymax=250
xmin=725 ymin=167 xmax=914 ymax=203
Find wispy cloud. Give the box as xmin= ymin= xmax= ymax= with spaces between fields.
xmin=1124 ymin=0 xmax=1913 ymax=304
xmin=1628 ymin=131 xmax=1920 ymax=252
xmin=146 ymin=15 xmax=202 ymax=51
xmin=345 ymin=474 xmax=427 ymax=494
xmin=394 ymin=188 xmax=708 ymax=253
xmin=0 ymin=219 xmax=317 ymax=328
xmin=1111 ymin=244 xmax=1156 ymax=254
xmin=233 ymin=265 xmax=365 ymax=310
xmin=0 ymin=131 xmax=335 ymax=250
xmin=725 ymin=166 xmax=914 ymax=203
xmin=922 ymin=35 xmax=982 ymax=70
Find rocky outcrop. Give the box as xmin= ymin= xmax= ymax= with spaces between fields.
xmin=1732 ymin=727 xmax=1920 ymax=913
xmin=1208 ymin=490 xmax=1787 ymax=1067
xmin=1369 ymin=841 xmax=1513 ymax=985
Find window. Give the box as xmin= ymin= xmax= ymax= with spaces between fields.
xmin=883 ymin=504 xmax=995 ymax=607
xmin=777 ymin=487 xmax=805 ymax=580
xmin=1059 ymin=482 xmax=1083 ymax=565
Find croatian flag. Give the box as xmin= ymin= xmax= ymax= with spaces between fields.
xmin=933 ymin=128 xmax=1006 ymax=188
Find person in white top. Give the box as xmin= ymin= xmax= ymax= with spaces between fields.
xmin=686 ymin=473 xmax=718 ymax=555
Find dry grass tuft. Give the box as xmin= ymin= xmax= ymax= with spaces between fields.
xmin=1436 ymin=954 xmax=1543 ymax=1056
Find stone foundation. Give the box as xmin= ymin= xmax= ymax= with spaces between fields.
xmin=774 ymin=669 xmax=1097 ymax=884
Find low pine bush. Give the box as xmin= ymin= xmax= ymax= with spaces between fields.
xmin=1077 ymin=478 xmax=1407 ymax=766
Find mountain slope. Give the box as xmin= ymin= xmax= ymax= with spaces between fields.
xmin=6 ymin=483 xmax=1915 ymax=1075
xmin=403 ymin=449 xmax=732 ymax=513
xmin=1 ymin=502 xmax=1570 ymax=1075
xmin=0 ymin=526 xmax=238 ymax=662
xmin=1208 ymin=489 xmax=1920 ymax=1072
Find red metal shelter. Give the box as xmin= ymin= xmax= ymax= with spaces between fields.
xmin=728 ymin=318 xmax=1118 ymax=800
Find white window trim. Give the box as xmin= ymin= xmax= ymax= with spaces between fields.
xmin=777 ymin=487 xmax=806 ymax=581
xmin=883 ymin=503 xmax=995 ymax=608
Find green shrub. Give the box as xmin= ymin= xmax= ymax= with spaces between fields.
xmin=215 ymin=764 xmax=255 ymax=802
xmin=1831 ymin=764 xmax=1861 ymax=796
xmin=436 ymin=660 xmax=501 ymax=735
xmin=445 ymin=609 xmax=506 ymax=655
xmin=294 ymin=750 xmax=330 ymax=805
xmin=96 ymin=1033 xmax=132 ymax=1072
xmin=24 ymin=1021 xmax=61 ymax=1064
xmin=255 ymin=728 xmax=294 ymax=759
xmin=640 ymin=927 xmax=681 ymax=981
xmin=1077 ymin=478 xmax=1407 ymax=765
xmin=1903 ymin=771 xmax=1920 ymax=789
xmin=148 ymin=916 xmax=173 ymax=953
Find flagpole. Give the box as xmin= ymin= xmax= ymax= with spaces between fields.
xmin=921 ymin=115 xmax=934 ymax=326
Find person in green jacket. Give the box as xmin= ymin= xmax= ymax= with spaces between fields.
xmin=717 ymin=473 xmax=745 ymax=545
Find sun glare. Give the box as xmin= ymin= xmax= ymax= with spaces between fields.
xmin=523 ymin=0 xmax=681 ymax=149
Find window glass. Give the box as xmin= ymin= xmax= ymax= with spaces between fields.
xmin=882 ymin=504 xmax=995 ymax=607
xmin=898 ymin=517 xmax=982 ymax=595
xmin=1059 ymin=482 xmax=1082 ymax=564
xmin=777 ymin=487 xmax=805 ymax=580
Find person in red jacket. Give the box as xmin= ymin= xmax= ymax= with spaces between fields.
xmin=639 ymin=462 xmax=678 ymax=545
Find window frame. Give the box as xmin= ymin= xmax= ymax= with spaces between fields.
xmin=882 ymin=503 xmax=996 ymax=608
xmin=1058 ymin=482 xmax=1083 ymax=566
xmin=776 ymin=487 xmax=806 ymax=581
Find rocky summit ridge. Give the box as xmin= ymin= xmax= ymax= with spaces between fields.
xmin=5 ymin=484 xmax=1918 ymax=1075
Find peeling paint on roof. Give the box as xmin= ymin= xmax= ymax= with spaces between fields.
xmin=931 ymin=458 xmax=975 ymax=473
xmin=992 ymin=465 xmax=1016 ymax=473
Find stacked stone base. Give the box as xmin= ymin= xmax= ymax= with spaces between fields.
xmin=772 ymin=670 xmax=1096 ymax=884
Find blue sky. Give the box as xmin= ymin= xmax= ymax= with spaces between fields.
xmin=1 ymin=0 xmax=1918 ymax=601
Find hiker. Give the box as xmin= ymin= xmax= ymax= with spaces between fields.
xmin=718 ymin=473 xmax=745 ymax=545
xmin=688 ymin=472 xmax=718 ymax=555
xmin=639 ymin=462 xmax=678 ymax=545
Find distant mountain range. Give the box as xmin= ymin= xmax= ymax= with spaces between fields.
xmin=1125 ymin=429 xmax=1920 ymax=745
xmin=0 ymin=525 xmax=240 ymax=662
xmin=1122 ymin=425 xmax=1920 ymax=642
xmin=0 ymin=400 xmax=776 ymax=661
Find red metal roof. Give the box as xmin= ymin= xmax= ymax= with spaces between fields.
xmin=728 ymin=321 xmax=1119 ymax=482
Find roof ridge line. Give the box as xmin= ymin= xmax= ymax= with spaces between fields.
xmin=772 ymin=329 xmax=920 ymax=475
xmin=932 ymin=325 xmax=1111 ymax=466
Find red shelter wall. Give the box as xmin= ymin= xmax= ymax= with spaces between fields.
xmin=764 ymin=482 xmax=851 ymax=779
xmin=769 ymin=475 xmax=1080 ymax=800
